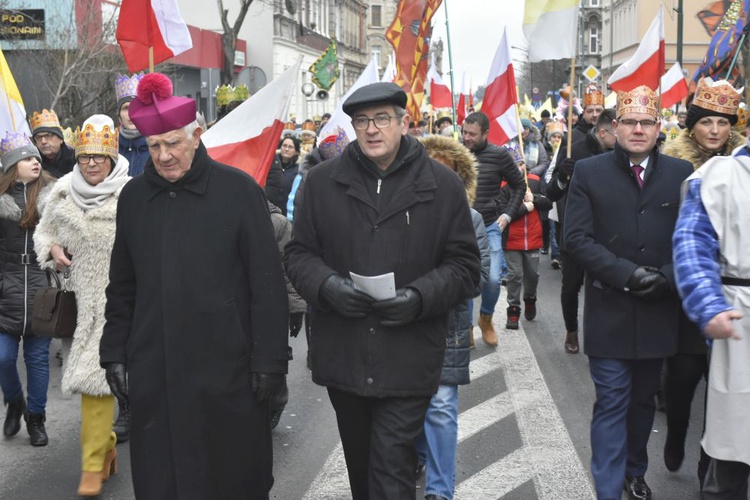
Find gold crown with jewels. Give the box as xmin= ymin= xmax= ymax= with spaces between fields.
xmin=74 ymin=122 xmax=118 ymax=158
xmin=617 ymin=86 xmax=660 ymax=119
xmin=583 ymin=84 xmax=604 ymax=107
xmin=29 ymin=109 xmax=62 ymax=133
xmin=693 ymin=77 xmax=742 ymax=116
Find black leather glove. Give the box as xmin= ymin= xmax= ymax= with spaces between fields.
xmin=372 ymin=288 xmax=423 ymax=327
xmin=104 ymin=362 xmax=128 ymax=405
xmin=320 ymin=275 xmax=375 ymax=318
xmin=289 ymin=312 xmax=304 ymax=337
xmin=627 ymin=266 xmax=670 ymax=299
xmin=251 ymin=373 xmax=286 ymax=402
xmin=556 ymin=157 xmax=576 ymax=180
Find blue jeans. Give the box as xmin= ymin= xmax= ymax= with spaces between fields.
xmin=416 ymin=384 xmax=459 ymax=500
xmin=480 ymin=221 xmax=507 ymax=315
xmin=549 ymin=221 xmax=561 ymax=260
xmin=0 ymin=333 xmax=51 ymax=414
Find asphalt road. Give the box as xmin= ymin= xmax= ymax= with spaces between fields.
xmin=0 ymin=253 xmax=721 ymax=499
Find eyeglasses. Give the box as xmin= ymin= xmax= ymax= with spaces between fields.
xmin=351 ymin=115 xmax=402 ymax=130
xmin=618 ymin=119 xmax=658 ymax=129
xmin=34 ymin=133 xmax=56 ymax=141
xmin=78 ymin=155 xmax=108 ymax=165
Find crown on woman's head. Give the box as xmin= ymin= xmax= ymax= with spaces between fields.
xmin=75 ymin=119 xmax=118 ymax=159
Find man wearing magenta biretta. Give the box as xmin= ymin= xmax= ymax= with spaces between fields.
xmin=99 ymin=73 xmax=289 ymax=499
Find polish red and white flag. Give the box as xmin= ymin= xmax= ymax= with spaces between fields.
xmin=202 ymin=59 xmax=302 ymax=187
xmin=660 ymin=62 xmax=689 ymax=109
xmin=482 ymin=28 xmax=519 ymax=146
xmin=457 ymin=72 xmax=468 ymax=125
xmin=116 ymin=0 xmax=193 ymax=72
xmin=607 ymin=7 xmax=665 ymax=92
xmin=427 ymin=54 xmax=453 ymax=109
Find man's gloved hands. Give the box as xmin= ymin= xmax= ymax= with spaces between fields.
xmin=104 ymin=362 xmax=128 ymax=404
xmin=251 ymin=373 xmax=286 ymax=402
xmin=289 ymin=312 xmax=304 ymax=337
xmin=320 ymin=275 xmax=375 ymax=318
xmin=626 ymin=266 xmax=671 ymax=299
xmin=557 ymin=158 xmax=576 ymax=179
xmin=372 ymin=288 xmax=423 ymax=327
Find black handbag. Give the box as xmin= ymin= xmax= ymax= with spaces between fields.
xmin=32 ymin=270 xmax=77 ymax=339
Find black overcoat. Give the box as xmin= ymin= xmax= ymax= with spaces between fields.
xmin=563 ymin=144 xmax=693 ymax=359
xmin=100 ymin=143 xmax=289 ymax=500
xmin=284 ymin=136 xmax=481 ymax=397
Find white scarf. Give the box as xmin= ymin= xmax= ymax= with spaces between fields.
xmin=69 ymin=155 xmax=131 ymax=210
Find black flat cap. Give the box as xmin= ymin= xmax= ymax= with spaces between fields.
xmin=343 ymin=82 xmax=407 ymax=116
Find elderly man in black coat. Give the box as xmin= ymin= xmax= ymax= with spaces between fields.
xmin=564 ymin=86 xmax=693 ymax=500
xmin=99 ymin=73 xmax=289 ymax=499
xmin=285 ymin=82 xmax=481 ymax=500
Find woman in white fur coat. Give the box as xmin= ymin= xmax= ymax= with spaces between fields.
xmin=34 ymin=115 xmax=130 ymax=497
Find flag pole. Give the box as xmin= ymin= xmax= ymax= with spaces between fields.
xmin=149 ymin=46 xmax=154 ymax=73
xmin=566 ymin=56 xmax=576 ymax=158
xmin=443 ymin=0 xmax=458 ymax=137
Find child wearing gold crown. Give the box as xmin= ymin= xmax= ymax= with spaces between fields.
xmin=0 ymin=132 xmax=56 ymax=448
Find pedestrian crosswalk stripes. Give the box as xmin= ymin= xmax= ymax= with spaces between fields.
xmin=301 ymin=299 xmax=596 ymax=499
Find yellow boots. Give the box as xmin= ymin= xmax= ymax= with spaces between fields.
xmin=478 ymin=313 xmax=498 ymax=346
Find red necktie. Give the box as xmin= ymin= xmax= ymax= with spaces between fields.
xmin=632 ymin=165 xmax=644 ymax=188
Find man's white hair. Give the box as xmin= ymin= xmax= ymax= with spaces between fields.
xmin=182 ymin=120 xmax=201 ymax=138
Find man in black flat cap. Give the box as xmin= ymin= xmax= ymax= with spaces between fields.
xmin=285 ymin=82 xmax=481 ymax=500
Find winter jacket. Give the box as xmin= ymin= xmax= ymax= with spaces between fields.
xmin=564 ymin=143 xmax=693 ymax=359
xmin=288 ymin=148 xmax=324 ymax=221
xmin=419 ymin=135 xmax=489 ymax=386
xmin=265 ymin=153 xmax=286 ymax=212
xmin=570 ymin=119 xmax=594 ymax=145
xmin=547 ymin=130 xmax=611 ymax=251
xmin=268 ymin=201 xmax=306 ymax=314
xmin=0 ymin=182 xmax=53 ymax=336
xmin=34 ymin=166 xmax=130 ymax=396
xmin=41 ymin=143 xmax=76 ymax=179
xmin=522 ymin=126 xmax=550 ymax=175
xmin=119 ymin=132 xmax=149 ymax=177
xmin=499 ymin=173 xmax=552 ymax=251
xmin=470 ymin=140 xmax=526 ymax=225
xmin=285 ymin=135 xmax=481 ymax=397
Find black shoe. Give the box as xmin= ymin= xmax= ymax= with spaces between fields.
xmin=663 ymin=431 xmax=685 ymax=472
xmin=506 ymin=306 xmax=520 ymax=330
xmin=523 ymin=298 xmax=537 ymax=321
xmin=25 ymin=412 xmax=48 ymax=447
xmin=113 ymin=404 xmax=130 ymax=444
xmin=551 ymin=258 xmax=561 ymax=270
xmin=3 ymin=395 xmax=26 ymax=437
xmin=540 ymin=248 xmax=549 ymax=255
xmin=270 ymin=410 xmax=283 ymax=430
xmin=623 ymin=475 xmax=651 ymax=500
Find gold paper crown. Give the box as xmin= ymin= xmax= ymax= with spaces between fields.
xmin=735 ymin=103 xmax=747 ymax=132
xmin=216 ymin=85 xmax=233 ymax=106
xmin=301 ymin=120 xmax=317 ymax=132
xmin=62 ymin=127 xmax=76 ymax=147
xmin=583 ymin=84 xmax=604 ymax=107
xmin=29 ymin=109 xmax=62 ymax=133
xmin=234 ymin=85 xmax=249 ymax=102
xmin=693 ymin=77 xmax=741 ymax=116
xmin=75 ymin=123 xmax=118 ymax=158
xmin=617 ymin=86 xmax=660 ymax=119
xmin=546 ymin=121 xmax=565 ymax=136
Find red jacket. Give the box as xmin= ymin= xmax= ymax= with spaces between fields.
xmin=499 ymin=173 xmax=552 ymax=251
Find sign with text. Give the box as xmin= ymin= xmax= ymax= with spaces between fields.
xmin=0 ymin=10 xmax=45 ymax=40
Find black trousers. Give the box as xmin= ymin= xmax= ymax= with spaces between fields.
xmin=664 ymin=353 xmax=708 ymax=450
xmin=327 ymin=387 xmax=432 ymax=500
xmin=560 ymin=250 xmax=584 ymax=333
xmin=702 ymin=459 xmax=750 ymax=499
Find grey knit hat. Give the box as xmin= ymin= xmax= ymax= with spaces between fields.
xmin=0 ymin=133 xmax=42 ymax=173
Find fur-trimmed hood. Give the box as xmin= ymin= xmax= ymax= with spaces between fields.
xmin=0 ymin=182 xmax=54 ymax=222
xmin=419 ymin=135 xmax=478 ymax=206
xmin=662 ymin=127 xmax=746 ymax=171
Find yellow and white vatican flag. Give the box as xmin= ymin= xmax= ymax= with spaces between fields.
xmin=523 ymin=0 xmax=580 ymax=62
xmin=0 ymin=44 xmax=31 ymax=136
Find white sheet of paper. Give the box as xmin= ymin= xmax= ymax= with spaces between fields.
xmin=349 ymin=272 xmax=396 ymax=301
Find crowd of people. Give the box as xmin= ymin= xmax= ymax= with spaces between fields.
xmin=0 ymin=68 xmax=748 ymax=500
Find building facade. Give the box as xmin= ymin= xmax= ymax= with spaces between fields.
xmin=577 ymin=0 xmax=604 ymax=92
xmin=364 ymin=0 xmax=397 ymax=76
